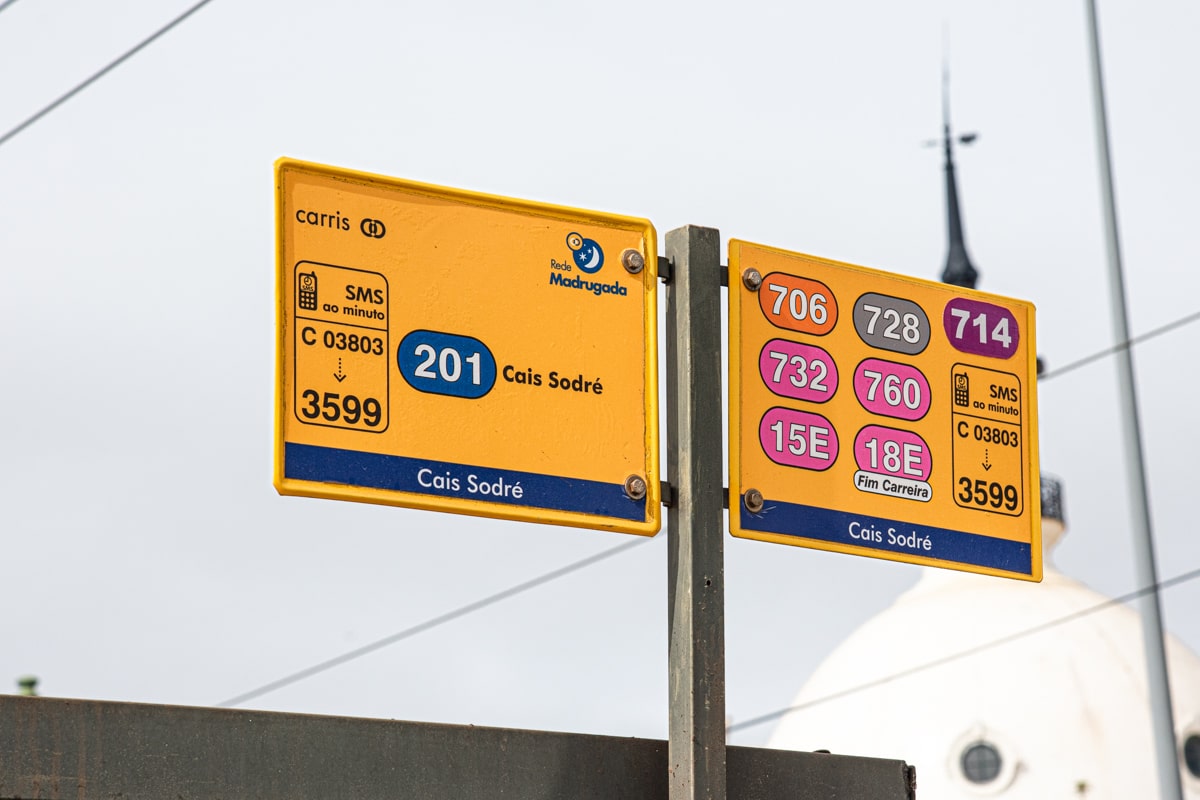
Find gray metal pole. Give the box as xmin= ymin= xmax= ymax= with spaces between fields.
xmin=1083 ymin=2 xmax=1182 ymax=797
xmin=665 ymin=226 xmax=726 ymax=800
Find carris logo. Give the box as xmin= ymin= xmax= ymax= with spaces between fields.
xmin=360 ymin=218 xmax=387 ymax=238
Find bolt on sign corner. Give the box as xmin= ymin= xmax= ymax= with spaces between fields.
xmin=728 ymin=240 xmax=1041 ymax=581
xmin=275 ymin=159 xmax=660 ymax=535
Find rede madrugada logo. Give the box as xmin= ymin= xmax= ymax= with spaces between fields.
xmin=547 ymin=231 xmax=628 ymax=298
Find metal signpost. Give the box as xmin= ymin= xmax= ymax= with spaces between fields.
xmin=665 ymin=227 xmax=727 ymax=800
xmin=729 ymin=240 xmax=1042 ymax=581
xmin=275 ymin=159 xmax=660 ymax=535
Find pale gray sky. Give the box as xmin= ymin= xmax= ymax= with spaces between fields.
xmin=1 ymin=0 xmax=1197 ymax=749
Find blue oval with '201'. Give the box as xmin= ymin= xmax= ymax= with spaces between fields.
xmin=398 ymin=330 xmax=496 ymax=399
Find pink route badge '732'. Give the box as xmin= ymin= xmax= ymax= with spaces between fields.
xmin=275 ymin=159 xmax=660 ymax=535
xmin=729 ymin=240 xmax=1041 ymax=581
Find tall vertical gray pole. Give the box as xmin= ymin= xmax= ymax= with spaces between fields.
xmin=665 ymin=226 xmax=726 ymax=800
xmin=1083 ymin=3 xmax=1182 ymax=797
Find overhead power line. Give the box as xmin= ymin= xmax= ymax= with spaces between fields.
xmin=216 ymin=536 xmax=652 ymax=708
xmin=727 ymin=563 xmax=1200 ymax=734
xmin=1040 ymin=309 xmax=1200 ymax=381
xmin=0 ymin=0 xmax=215 ymax=148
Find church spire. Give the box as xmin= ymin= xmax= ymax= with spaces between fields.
xmin=939 ymin=66 xmax=979 ymax=289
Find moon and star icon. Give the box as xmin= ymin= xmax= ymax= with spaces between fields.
xmin=566 ymin=232 xmax=604 ymax=274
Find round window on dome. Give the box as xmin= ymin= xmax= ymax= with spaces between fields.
xmin=1184 ymin=733 xmax=1200 ymax=780
xmin=961 ymin=741 xmax=1003 ymax=784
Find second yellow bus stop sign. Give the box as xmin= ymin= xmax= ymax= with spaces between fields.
xmin=729 ymin=240 xmax=1041 ymax=580
xmin=275 ymin=160 xmax=660 ymax=535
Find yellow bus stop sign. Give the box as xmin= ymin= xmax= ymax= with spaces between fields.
xmin=275 ymin=159 xmax=659 ymax=535
xmin=729 ymin=240 xmax=1041 ymax=580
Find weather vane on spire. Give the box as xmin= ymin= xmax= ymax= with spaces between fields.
xmin=928 ymin=61 xmax=980 ymax=289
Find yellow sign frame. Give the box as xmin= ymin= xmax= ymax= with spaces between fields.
xmin=729 ymin=240 xmax=1041 ymax=580
xmin=275 ymin=159 xmax=660 ymax=535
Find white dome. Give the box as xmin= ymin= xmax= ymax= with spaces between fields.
xmin=768 ymin=528 xmax=1200 ymax=798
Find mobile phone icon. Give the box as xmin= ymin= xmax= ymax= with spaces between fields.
xmin=298 ymin=272 xmax=318 ymax=310
xmin=953 ymin=373 xmax=969 ymax=406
